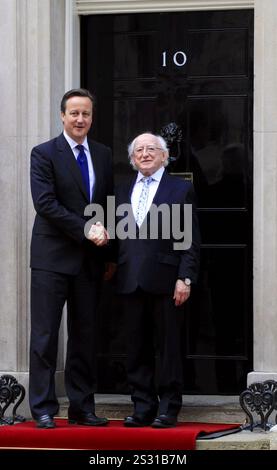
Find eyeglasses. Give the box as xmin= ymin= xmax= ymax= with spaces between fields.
xmin=133 ymin=146 xmax=163 ymax=156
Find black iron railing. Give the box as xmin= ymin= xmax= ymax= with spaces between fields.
xmin=0 ymin=375 xmax=26 ymax=425
xmin=240 ymin=380 xmax=277 ymax=431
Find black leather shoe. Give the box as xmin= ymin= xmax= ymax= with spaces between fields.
xmin=151 ymin=414 xmax=177 ymax=428
xmin=68 ymin=411 xmax=108 ymax=426
xmin=124 ymin=414 xmax=154 ymax=427
xmin=36 ymin=414 xmax=56 ymax=429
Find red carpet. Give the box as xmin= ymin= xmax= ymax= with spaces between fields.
xmin=0 ymin=419 xmax=240 ymax=450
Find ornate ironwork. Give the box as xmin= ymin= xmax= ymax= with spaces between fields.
xmin=239 ymin=380 xmax=277 ymax=431
xmin=160 ymin=122 xmax=183 ymax=163
xmin=0 ymin=374 xmax=26 ymax=425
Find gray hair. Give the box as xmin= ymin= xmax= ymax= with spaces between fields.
xmin=128 ymin=133 xmax=169 ymax=170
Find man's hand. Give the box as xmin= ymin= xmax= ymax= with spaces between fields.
xmin=87 ymin=221 xmax=109 ymax=247
xmin=173 ymin=279 xmax=191 ymax=307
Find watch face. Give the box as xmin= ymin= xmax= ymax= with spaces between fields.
xmin=184 ymin=278 xmax=191 ymax=286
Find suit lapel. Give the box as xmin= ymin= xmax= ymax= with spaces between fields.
xmin=56 ymin=134 xmax=89 ymax=202
xmin=116 ymin=175 xmax=137 ymax=227
xmin=128 ymin=175 xmax=137 ymax=203
xmin=144 ymin=171 xmax=173 ymax=227
xmin=152 ymin=170 xmax=172 ymax=206
xmin=88 ymin=140 xmax=105 ymax=202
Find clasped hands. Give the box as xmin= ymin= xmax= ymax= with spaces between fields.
xmin=86 ymin=221 xmax=110 ymax=247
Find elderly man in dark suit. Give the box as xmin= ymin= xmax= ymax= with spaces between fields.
xmin=115 ymin=132 xmax=200 ymax=428
xmin=29 ymin=88 xmax=113 ymax=428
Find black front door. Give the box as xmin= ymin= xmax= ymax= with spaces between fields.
xmin=81 ymin=9 xmax=253 ymax=394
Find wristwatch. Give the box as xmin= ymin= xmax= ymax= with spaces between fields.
xmin=182 ymin=278 xmax=191 ymax=286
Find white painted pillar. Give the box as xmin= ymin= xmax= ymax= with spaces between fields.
xmin=0 ymin=0 xmax=66 ymax=417
xmin=249 ymin=0 xmax=277 ymax=384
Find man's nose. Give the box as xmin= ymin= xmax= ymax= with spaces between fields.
xmin=77 ymin=113 xmax=84 ymax=122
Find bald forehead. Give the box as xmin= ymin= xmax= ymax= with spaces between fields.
xmin=134 ymin=134 xmax=159 ymax=146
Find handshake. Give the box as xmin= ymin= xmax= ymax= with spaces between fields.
xmin=86 ymin=221 xmax=110 ymax=247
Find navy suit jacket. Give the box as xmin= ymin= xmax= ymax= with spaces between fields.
xmin=30 ymin=133 xmax=113 ymax=275
xmin=115 ymin=171 xmax=201 ymax=295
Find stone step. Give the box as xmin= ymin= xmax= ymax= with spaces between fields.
xmin=58 ymin=394 xmax=245 ymax=424
xmin=196 ymin=429 xmax=277 ymax=450
xmin=58 ymin=394 xmax=277 ymax=450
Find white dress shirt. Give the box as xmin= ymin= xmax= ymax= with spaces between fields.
xmin=131 ymin=167 xmax=165 ymax=220
xmin=63 ymin=131 xmax=95 ymax=200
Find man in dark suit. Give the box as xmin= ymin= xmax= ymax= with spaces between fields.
xmin=29 ymin=88 xmax=113 ymax=428
xmin=116 ymin=132 xmax=200 ymax=428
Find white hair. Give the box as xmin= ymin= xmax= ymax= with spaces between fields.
xmin=128 ymin=133 xmax=169 ymax=170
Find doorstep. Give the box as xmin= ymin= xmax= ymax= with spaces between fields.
xmin=58 ymin=394 xmax=277 ymax=450
xmin=196 ymin=428 xmax=277 ymax=450
xmin=58 ymin=394 xmax=245 ymax=424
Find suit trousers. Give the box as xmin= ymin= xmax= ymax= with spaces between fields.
xmin=122 ymin=288 xmax=184 ymax=419
xmin=29 ymin=265 xmax=101 ymax=419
